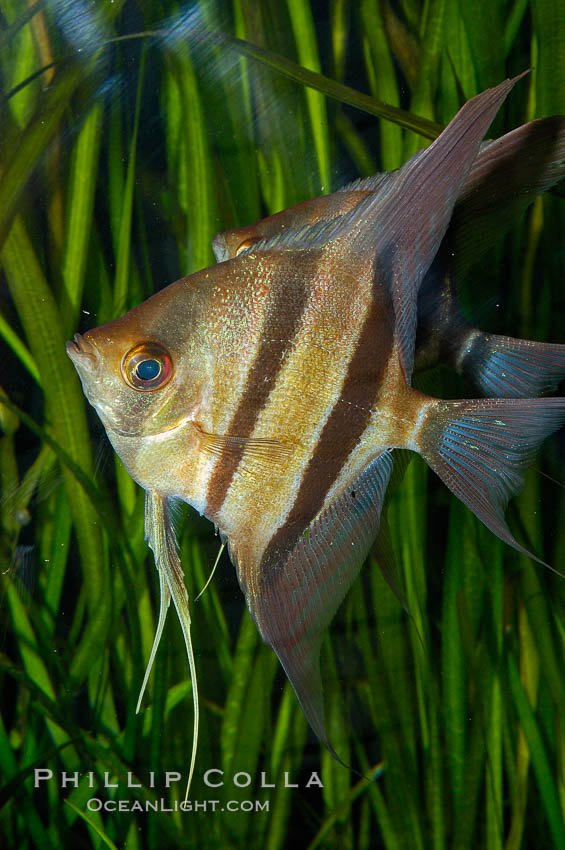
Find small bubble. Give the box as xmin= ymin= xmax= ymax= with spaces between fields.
xmin=15 ymin=508 xmax=31 ymax=527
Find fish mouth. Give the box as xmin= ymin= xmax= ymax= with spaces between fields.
xmin=66 ymin=333 xmax=97 ymax=361
xmin=66 ymin=334 xmax=100 ymax=382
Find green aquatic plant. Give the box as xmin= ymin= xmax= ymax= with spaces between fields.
xmin=0 ymin=2 xmax=564 ymax=849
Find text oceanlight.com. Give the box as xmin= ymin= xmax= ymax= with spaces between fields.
xmin=86 ymin=798 xmax=270 ymax=813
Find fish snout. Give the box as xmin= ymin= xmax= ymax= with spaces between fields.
xmin=66 ymin=333 xmax=99 ymax=375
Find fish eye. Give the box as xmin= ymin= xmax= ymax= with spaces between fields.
xmin=235 ymin=238 xmax=259 ymax=256
xmin=121 ymin=343 xmax=173 ymax=391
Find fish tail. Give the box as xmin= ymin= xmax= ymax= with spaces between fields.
xmin=416 ymin=396 xmax=565 ymax=561
xmin=456 ymin=330 xmax=565 ymax=398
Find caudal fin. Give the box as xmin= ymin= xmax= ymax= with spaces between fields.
xmin=457 ymin=331 xmax=565 ymax=398
xmin=418 ymin=397 xmax=565 ymax=561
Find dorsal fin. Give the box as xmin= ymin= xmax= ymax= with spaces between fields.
xmin=337 ymin=172 xmax=389 ymax=192
xmin=448 ymin=115 xmax=565 ymax=279
xmin=349 ymin=73 xmax=527 ymax=381
xmin=239 ymin=75 xmax=526 ymax=381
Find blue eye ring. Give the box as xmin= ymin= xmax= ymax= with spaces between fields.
xmin=121 ymin=343 xmax=173 ymax=391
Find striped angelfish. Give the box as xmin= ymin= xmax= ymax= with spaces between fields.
xmin=67 ymin=74 xmax=565 ymax=787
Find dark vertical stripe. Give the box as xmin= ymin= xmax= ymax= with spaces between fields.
xmin=260 ymin=286 xmax=394 ymax=578
xmin=206 ymin=260 xmax=312 ymax=516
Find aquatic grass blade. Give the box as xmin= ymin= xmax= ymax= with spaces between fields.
xmin=112 ymin=51 xmax=145 ymax=317
xmin=60 ymin=101 xmax=103 ymax=335
xmin=1 ymin=216 xmax=110 ymax=685
xmin=508 ymin=654 xmax=565 ymax=848
xmin=286 ymin=0 xmax=331 ymax=190
xmin=206 ymin=30 xmax=443 ymax=140
xmin=64 ymin=799 xmax=119 ymax=850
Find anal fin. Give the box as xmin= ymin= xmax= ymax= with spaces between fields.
xmin=244 ymin=451 xmax=394 ymax=755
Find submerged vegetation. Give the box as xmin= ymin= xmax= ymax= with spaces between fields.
xmin=0 ymin=1 xmax=564 ymax=848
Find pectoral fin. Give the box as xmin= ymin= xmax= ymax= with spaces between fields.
xmin=239 ymin=451 xmax=394 ymax=753
xmin=193 ymin=423 xmax=293 ymax=466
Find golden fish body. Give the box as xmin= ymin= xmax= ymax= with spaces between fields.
xmin=67 ymin=75 xmax=565 ymax=757
xmin=68 ymin=230 xmax=425 ymax=749
xmin=70 ymin=243 xmax=417 ymax=566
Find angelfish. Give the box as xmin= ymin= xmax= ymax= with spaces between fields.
xmin=67 ymin=76 xmax=565 ymax=778
xmin=213 ymin=116 xmax=565 ymax=399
